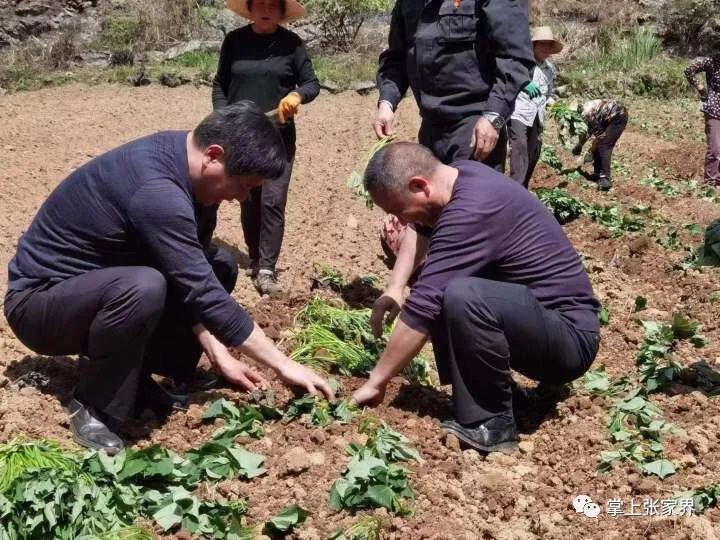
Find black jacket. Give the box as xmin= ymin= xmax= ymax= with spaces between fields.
xmin=378 ymin=0 xmax=534 ymax=125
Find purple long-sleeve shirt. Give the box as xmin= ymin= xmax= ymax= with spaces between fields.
xmin=400 ymin=161 xmax=600 ymax=334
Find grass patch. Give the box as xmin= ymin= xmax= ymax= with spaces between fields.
xmin=312 ymin=52 xmax=377 ymax=90
xmin=561 ymin=28 xmax=692 ymax=98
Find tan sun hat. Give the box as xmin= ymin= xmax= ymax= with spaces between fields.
xmin=531 ymin=26 xmax=564 ymax=54
xmin=228 ymin=0 xmax=306 ymax=23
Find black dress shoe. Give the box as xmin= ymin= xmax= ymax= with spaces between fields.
xmin=67 ymin=399 xmax=124 ymax=455
xmin=441 ymin=415 xmax=519 ymax=453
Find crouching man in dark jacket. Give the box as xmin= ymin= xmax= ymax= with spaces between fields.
xmin=352 ymin=142 xmax=601 ymax=452
xmin=4 ymin=102 xmax=332 ymax=454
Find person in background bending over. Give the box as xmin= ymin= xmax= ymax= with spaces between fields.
xmin=508 ymin=26 xmax=564 ymax=188
xmin=685 ymin=50 xmax=720 ymax=186
xmin=572 ymin=99 xmax=628 ymax=192
xmin=213 ymin=0 xmax=320 ymax=295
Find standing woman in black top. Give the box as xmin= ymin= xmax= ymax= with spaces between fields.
xmin=213 ymin=0 xmax=320 ymax=295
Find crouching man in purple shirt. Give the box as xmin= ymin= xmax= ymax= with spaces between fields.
xmin=4 ymin=102 xmax=332 ymax=455
xmin=352 ymin=142 xmax=600 ymax=452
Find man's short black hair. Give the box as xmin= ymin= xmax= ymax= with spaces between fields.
xmin=364 ymin=142 xmax=440 ymax=194
xmin=193 ymin=100 xmax=286 ymax=179
xmin=246 ymin=0 xmax=287 ymax=17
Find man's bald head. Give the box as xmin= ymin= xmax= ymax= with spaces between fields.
xmin=363 ymin=142 xmax=440 ymax=197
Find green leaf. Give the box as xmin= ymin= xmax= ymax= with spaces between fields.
xmin=365 ymin=484 xmax=397 ymax=510
xmin=599 ymin=307 xmax=610 ymax=326
xmin=641 ymin=459 xmax=677 ymax=479
xmin=264 ymin=504 xmax=309 ymax=534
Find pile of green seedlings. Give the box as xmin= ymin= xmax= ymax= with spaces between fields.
xmin=578 ymin=310 xmax=707 ymax=479
xmin=290 ymin=297 xmax=433 ymax=386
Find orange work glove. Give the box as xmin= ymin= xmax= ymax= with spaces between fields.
xmin=277 ymin=92 xmax=302 ymax=124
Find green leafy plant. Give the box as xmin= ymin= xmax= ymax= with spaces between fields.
xmin=184 ymin=438 xmax=266 ymax=483
xmin=547 ymin=101 xmax=588 ymax=149
xmin=311 ymin=263 xmax=347 ymax=292
xmin=578 ymin=365 xmax=630 ymax=397
xmin=585 ymin=203 xmax=645 ymax=236
xmin=676 ymin=484 xmax=720 ymax=514
xmin=202 ymin=398 xmax=281 ymax=441
xmin=353 ymin=417 xmax=422 ymax=463
xmin=346 ymin=137 xmax=394 ymax=208
xmin=329 ymin=454 xmax=414 ymax=516
xmin=599 ymin=307 xmax=610 ymax=326
xmin=283 ymin=393 xmax=360 ymax=427
xmin=539 ymin=146 xmax=563 ymax=171
xmin=636 ymin=315 xmax=706 ymax=393
xmin=535 ymin=187 xmax=586 ymax=224
xmin=599 ymin=388 xmax=681 ymax=479
xmin=263 ymin=504 xmax=309 ymax=535
xmin=642 ymin=171 xmax=679 ymax=196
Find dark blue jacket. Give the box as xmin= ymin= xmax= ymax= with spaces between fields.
xmin=378 ymin=0 xmax=535 ymax=125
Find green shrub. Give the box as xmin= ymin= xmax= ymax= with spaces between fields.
xmin=312 ymin=52 xmax=377 ymax=88
xmin=306 ymin=0 xmax=393 ymax=52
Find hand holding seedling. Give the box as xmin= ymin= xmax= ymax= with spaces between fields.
xmin=470 ymin=117 xmax=499 ymax=160
xmin=374 ymin=101 xmax=395 ymax=138
xmin=370 ymin=289 xmax=402 ymax=338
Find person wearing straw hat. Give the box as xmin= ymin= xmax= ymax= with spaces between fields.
xmin=213 ymin=0 xmax=319 ymax=296
xmin=508 ymin=26 xmax=564 ymax=188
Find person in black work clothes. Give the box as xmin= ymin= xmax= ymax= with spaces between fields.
xmin=3 ymin=102 xmax=333 ymax=455
xmin=373 ymin=0 xmax=536 ymax=169
xmin=213 ymin=0 xmax=319 ymax=296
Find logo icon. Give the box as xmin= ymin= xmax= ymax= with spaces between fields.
xmin=573 ymin=495 xmax=601 ymax=518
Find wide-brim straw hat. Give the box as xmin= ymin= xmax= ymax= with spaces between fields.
xmin=228 ymin=0 xmax=306 ymax=23
xmin=531 ymin=26 xmax=564 ymax=54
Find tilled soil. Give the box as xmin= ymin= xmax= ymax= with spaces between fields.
xmin=0 ymin=85 xmax=719 ymax=539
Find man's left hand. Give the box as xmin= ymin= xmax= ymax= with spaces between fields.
xmin=470 ymin=117 xmax=499 ymax=160
xmin=351 ymin=379 xmax=386 ymax=407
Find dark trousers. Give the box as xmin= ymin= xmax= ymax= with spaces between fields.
xmin=3 ymin=246 xmax=238 ymax=422
xmin=592 ymin=114 xmax=628 ymax=179
xmin=508 ymin=117 xmax=542 ymax=188
xmin=429 ymin=277 xmax=600 ymax=424
xmin=419 ymin=115 xmax=507 ymax=172
xmin=704 ymin=114 xmax=720 ymax=185
xmin=241 ymin=124 xmax=296 ymax=271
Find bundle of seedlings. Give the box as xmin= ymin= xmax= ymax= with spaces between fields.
xmin=346 ymin=136 xmax=394 ymax=209
xmin=290 ymin=298 xmax=433 ymax=385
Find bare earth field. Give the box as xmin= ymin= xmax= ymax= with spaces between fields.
xmin=0 ymin=84 xmax=719 ymax=539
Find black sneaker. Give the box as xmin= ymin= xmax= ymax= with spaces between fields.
xmin=244 ymin=259 xmax=259 ymax=278
xmin=441 ymin=415 xmax=519 ymax=453
xmin=597 ymin=175 xmax=612 ymax=191
xmin=67 ymin=399 xmax=124 ymax=455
